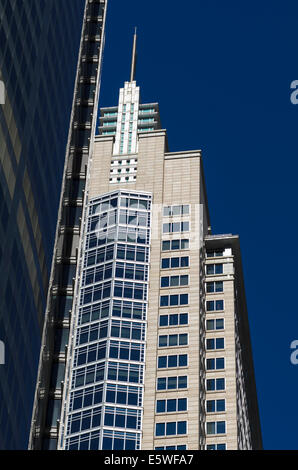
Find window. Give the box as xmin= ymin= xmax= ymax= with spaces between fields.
xmin=161 ymin=256 xmax=189 ymax=269
xmin=158 ymin=334 xmax=188 ymax=347
xmin=206 ymin=421 xmax=226 ymax=435
xmin=206 ymin=378 xmax=225 ymax=391
xmin=206 ymin=281 xmax=223 ymax=293
xmin=206 ymin=249 xmax=224 ymax=258
xmin=206 ymin=399 xmax=226 ymax=413
xmin=156 ymin=398 xmax=187 ymax=413
xmin=206 ymin=338 xmax=225 ymax=350
xmin=206 ymin=443 xmax=226 ymax=450
xmin=163 ymin=222 xmax=189 ymax=234
xmin=155 ymin=445 xmax=187 ymax=450
xmin=157 ymin=376 xmax=187 ymax=391
xmin=158 ymin=354 xmax=188 ymax=369
xmin=160 ymin=275 xmax=189 ymax=288
xmin=206 ymin=264 xmax=223 ymax=275
xmin=206 ymin=319 xmax=224 ymax=331
xmin=160 ymin=294 xmax=189 ymax=307
xmin=155 ymin=421 xmax=187 ymax=437
xmin=206 ymin=357 xmax=225 ymax=370
xmin=206 ymin=300 xmax=224 ymax=312
xmin=163 ymin=205 xmax=189 ymax=217
xmin=104 ymin=406 xmax=141 ymax=430
xmin=162 ymin=239 xmax=189 ymax=251
xmin=159 ymin=313 xmax=188 ymax=327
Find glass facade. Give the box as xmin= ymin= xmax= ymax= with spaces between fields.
xmin=0 ymin=0 xmax=86 ymax=449
xmin=61 ymin=190 xmax=152 ymax=450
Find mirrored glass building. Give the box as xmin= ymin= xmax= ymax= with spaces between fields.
xmin=0 ymin=0 xmax=107 ymax=449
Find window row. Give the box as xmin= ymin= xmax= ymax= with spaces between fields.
xmin=206 ymin=281 xmax=223 ymax=293
xmin=120 ymin=196 xmax=150 ymax=211
xmin=68 ymin=406 xmax=102 ymax=435
xmin=206 ymin=338 xmax=225 ymax=350
xmin=89 ymin=196 xmax=118 ymax=215
xmin=107 ymin=362 xmax=144 ymax=385
xmin=87 ymin=226 xmax=150 ymax=247
xmin=161 ymin=256 xmax=189 ymax=269
xmin=80 ymin=281 xmax=111 ymax=305
xmin=82 ymin=262 xmax=113 ymax=286
xmin=79 ymin=299 xmax=147 ymax=325
xmin=105 ymin=383 xmax=142 ymax=408
xmin=163 ymin=205 xmax=189 ymax=217
xmin=206 ymin=249 xmax=224 ymax=258
xmin=155 ymin=445 xmax=187 ymax=450
xmin=85 ymin=244 xmax=114 ymax=267
xmin=109 ymin=340 xmax=145 ymax=363
xmin=111 ymin=300 xmax=146 ymax=321
xmin=160 ymin=294 xmax=188 ymax=307
xmin=156 ymin=398 xmax=187 ymax=414
xmin=76 ymin=321 xmax=108 ymax=346
xmin=160 ymin=275 xmax=189 ymax=288
xmin=206 ymin=378 xmax=225 ymax=391
xmin=66 ymin=429 xmax=139 ymax=451
xmin=119 ymin=210 xmax=149 ymax=228
xmin=157 ymin=375 xmax=187 ymax=391
xmin=206 ymin=318 xmax=224 ymax=331
xmin=163 ymin=222 xmax=189 ymax=234
xmin=70 ymin=383 xmax=142 ymax=412
xmin=70 ymin=384 xmax=104 ymax=412
xmin=158 ymin=333 xmax=188 ymax=348
xmin=162 ymin=239 xmax=189 ymax=252
xmin=110 ymin=319 xmax=146 ymax=341
xmin=90 ymin=196 xmax=150 ymax=215
xmin=159 ymin=313 xmax=188 ymax=327
xmin=114 ymin=281 xmax=147 ymax=301
xmin=116 ymin=243 xmax=148 ymax=263
xmin=206 ymin=421 xmax=226 ymax=435
xmin=72 ymin=361 xmax=143 ymax=388
xmin=206 ymin=443 xmax=226 ymax=450
xmin=104 ymin=406 xmax=142 ymax=431
xmin=158 ymin=354 xmax=188 ymax=369
xmin=206 ymin=357 xmax=225 ymax=370
xmin=115 ymin=262 xmax=148 ymax=282
xmin=206 ymin=399 xmax=226 ymax=413
xmin=75 ymin=341 xmax=107 ymax=367
xmin=89 ymin=210 xmax=117 ymax=232
xmin=79 ymin=301 xmax=109 ymax=325
xmin=155 ymin=421 xmax=187 ymax=437
xmin=206 ymin=264 xmax=223 ymax=275
xmin=206 ymin=300 xmax=224 ymax=312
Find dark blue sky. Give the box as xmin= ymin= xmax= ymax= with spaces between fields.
xmin=99 ymin=0 xmax=298 ymax=449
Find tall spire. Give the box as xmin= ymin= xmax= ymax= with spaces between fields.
xmin=130 ymin=27 xmax=137 ymax=82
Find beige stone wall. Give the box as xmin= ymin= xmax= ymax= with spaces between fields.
xmin=88 ymin=131 xmax=240 ymax=450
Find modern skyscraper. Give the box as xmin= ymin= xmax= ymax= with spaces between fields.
xmin=0 ymin=0 xmax=97 ymax=449
xmin=48 ymin=32 xmax=262 ymax=450
xmin=28 ymin=0 xmax=108 ymax=450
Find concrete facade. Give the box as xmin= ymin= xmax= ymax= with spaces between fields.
xmin=57 ymin=78 xmax=262 ymax=450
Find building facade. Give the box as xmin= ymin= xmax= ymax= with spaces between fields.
xmin=26 ymin=0 xmax=108 ymax=450
xmin=54 ymin=50 xmax=262 ymax=450
xmin=0 ymin=0 xmax=94 ymax=449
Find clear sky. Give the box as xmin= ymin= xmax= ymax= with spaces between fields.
xmin=98 ymin=0 xmax=298 ymax=450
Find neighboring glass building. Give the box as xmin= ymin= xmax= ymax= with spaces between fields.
xmin=0 ymin=0 xmax=90 ymax=449
xmin=28 ymin=0 xmax=108 ymax=450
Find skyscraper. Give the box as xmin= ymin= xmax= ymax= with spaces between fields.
xmin=51 ymin=32 xmax=262 ymax=450
xmin=28 ymin=0 xmax=108 ymax=450
xmin=0 ymin=0 xmax=96 ymax=449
